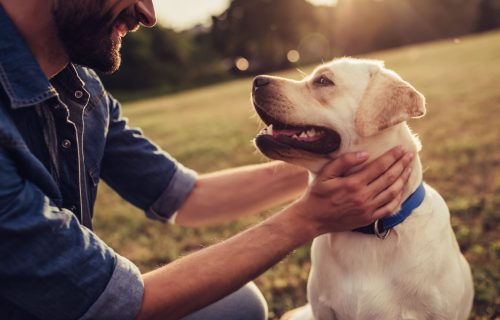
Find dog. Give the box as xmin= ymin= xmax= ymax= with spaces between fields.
xmin=251 ymin=58 xmax=474 ymax=320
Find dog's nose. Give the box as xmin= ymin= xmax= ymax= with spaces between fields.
xmin=253 ymin=76 xmax=271 ymax=89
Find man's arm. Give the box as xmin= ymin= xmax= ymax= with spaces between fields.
xmin=0 ymin=148 xmax=143 ymax=320
xmin=138 ymin=147 xmax=413 ymax=320
xmin=175 ymin=161 xmax=308 ymax=227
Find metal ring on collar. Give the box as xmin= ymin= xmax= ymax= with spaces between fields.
xmin=374 ymin=219 xmax=391 ymax=239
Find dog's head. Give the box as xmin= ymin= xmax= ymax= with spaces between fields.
xmin=252 ymin=58 xmax=426 ymax=172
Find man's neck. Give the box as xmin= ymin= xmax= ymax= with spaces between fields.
xmin=1 ymin=0 xmax=68 ymax=78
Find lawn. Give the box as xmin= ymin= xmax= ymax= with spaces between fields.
xmin=94 ymin=30 xmax=500 ymax=319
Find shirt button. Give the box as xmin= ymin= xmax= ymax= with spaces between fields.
xmin=53 ymin=104 xmax=60 ymax=110
xmin=69 ymin=205 xmax=77 ymax=212
xmin=61 ymin=139 xmax=72 ymax=149
xmin=74 ymin=90 xmax=84 ymax=99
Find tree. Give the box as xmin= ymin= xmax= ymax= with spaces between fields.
xmin=477 ymin=0 xmax=500 ymax=31
xmin=210 ymin=0 xmax=326 ymax=72
xmin=101 ymin=27 xmax=227 ymax=93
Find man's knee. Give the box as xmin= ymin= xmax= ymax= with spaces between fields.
xmin=182 ymin=282 xmax=268 ymax=320
xmin=236 ymin=282 xmax=268 ymax=320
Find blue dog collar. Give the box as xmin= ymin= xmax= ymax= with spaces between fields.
xmin=353 ymin=182 xmax=426 ymax=239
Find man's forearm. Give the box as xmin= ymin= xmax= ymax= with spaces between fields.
xmin=175 ymin=161 xmax=308 ymax=227
xmin=138 ymin=204 xmax=316 ymax=320
xmin=139 ymin=148 xmax=413 ymax=320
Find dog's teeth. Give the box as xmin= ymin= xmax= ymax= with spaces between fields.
xmin=307 ymin=129 xmax=315 ymax=137
xmin=300 ymin=132 xmax=307 ymax=138
xmin=268 ymin=124 xmax=273 ymax=135
xmin=292 ymin=134 xmax=298 ymax=139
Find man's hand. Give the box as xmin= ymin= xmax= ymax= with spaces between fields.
xmin=137 ymin=147 xmax=414 ymax=320
xmin=291 ymin=146 xmax=414 ymax=235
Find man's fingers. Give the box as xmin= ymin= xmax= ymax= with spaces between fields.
xmin=369 ymin=174 xmax=409 ymax=209
xmin=366 ymin=153 xmax=413 ymax=197
xmin=371 ymin=189 xmax=405 ymax=221
xmin=355 ymin=146 xmax=407 ymax=184
xmin=319 ymin=152 xmax=369 ymax=181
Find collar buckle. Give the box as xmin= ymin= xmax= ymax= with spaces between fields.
xmin=374 ymin=219 xmax=391 ymax=239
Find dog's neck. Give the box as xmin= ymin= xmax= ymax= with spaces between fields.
xmin=306 ymin=123 xmax=423 ymax=212
xmin=349 ymin=123 xmax=423 ymax=207
xmin=306 ymin=123 xmax=423 ymax=213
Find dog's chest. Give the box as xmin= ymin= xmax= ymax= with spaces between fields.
xmin=307 ymin=191 xmax=460 ymax=319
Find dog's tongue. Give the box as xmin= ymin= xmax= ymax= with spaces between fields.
xmin=273 ymin=128 xmax=302 ymax=137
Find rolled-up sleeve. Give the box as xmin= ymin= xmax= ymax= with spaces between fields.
xmin=0 ymin=148 xmax=144 ymax=320
xmin=79 ymin=255 xmax=143 ymax=320
xmin=147 ymin=162 xmax=197 ymax=223
xmin=100 ymin=94 xmax=197 ymax=222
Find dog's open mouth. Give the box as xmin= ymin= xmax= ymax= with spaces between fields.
xmin=255 ymin=109 xmax=341 ymax=155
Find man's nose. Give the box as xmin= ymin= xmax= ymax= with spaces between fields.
xmin=136 ymin=0 xmax=157 ymax=27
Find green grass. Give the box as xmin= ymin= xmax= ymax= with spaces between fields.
xmin=94 ymin=31 xmax=500 ymax=319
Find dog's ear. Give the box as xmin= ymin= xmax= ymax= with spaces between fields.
xmin=354 ymin=69 xmax=426 ymax=137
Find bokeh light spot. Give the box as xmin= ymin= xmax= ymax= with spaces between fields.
xmin=287 ymin=50 xmax=301 ymax=63
xmin=235 ymin=57 xmax=249 ymax=71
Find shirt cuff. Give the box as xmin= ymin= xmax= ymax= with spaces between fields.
xmin=146 ymin=163 xmax=197 ymax=223
xmin=79 ymin=254 xmax=144 ymax=320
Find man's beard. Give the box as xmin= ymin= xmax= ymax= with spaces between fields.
xmin=52 ymin=1 xmax=138 ymax=74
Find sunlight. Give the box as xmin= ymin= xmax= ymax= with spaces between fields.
xmin=307 ymin=0 xmax=337 ymax=6
xmin=153 ymin=0 xmax=337 ymax=30
xmin=153 ymin=0 xmax=230 ymax=30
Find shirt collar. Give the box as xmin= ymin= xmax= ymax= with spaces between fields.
xmin=0 ymin=4 xmax=57 ymax=109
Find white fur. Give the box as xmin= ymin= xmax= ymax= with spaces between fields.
xmin=256 ymin=58 xmax=473 ymax=320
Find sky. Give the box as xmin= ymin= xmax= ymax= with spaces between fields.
xmin=153 ymin=0 xmax=337 ymax=31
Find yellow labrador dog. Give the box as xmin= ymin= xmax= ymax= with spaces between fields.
xmin=251 ymin=58 xmax=473 ymax=320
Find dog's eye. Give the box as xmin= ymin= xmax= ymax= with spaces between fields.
xmin=314 ymin=75 xmax=335 ymax=87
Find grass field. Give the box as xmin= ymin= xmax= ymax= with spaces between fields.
xmin=94 ymin=31 xmax=500 ymax=319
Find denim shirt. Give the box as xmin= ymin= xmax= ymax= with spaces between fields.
xmin=0 ymin=5 xmax=197 ymax=320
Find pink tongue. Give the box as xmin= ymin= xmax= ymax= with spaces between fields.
xmin=273 ymin=129 xmax=302 ymax=137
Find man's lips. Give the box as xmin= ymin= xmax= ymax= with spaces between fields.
xmin=115 ymin=22 xmax=129 ymax=37
xmin=114 ymin=11 xmax=140 ymax=38
xmin=110 ymin=0 xmax=156 ymax=38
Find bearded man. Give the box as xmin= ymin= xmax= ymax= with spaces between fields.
xmin=0 ymin=1 xmax=413 ymax=319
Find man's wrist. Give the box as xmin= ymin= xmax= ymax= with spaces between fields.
xmin=275 ymin=202 xmax=322 ymax=245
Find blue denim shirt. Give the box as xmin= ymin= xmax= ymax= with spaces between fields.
xmin=0 ymin=5 xmax=197 ymax=320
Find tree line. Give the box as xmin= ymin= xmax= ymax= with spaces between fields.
xmin=101 ymin=0 xmax=500 ymax=95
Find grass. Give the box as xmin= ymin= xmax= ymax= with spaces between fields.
xmin=94 ymin=30 xmax=500 ymax=319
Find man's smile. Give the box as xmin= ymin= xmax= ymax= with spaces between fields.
xmin=114 ymin=6 xmax=141 ymax=38
xmin=115 ymin=21 xmax=129 ymax=37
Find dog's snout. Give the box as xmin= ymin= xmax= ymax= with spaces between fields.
xmin=253 ymin=76 xmax=271 ymax=89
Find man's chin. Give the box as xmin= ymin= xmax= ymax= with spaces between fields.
xmin=96 ymin=55 xmax=121 ymax=74
xmin=70 ymin=45 xmax=121 ymax=74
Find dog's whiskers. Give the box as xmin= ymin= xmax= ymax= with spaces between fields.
xmin=296 ymin=68 xmax=307 ymax=78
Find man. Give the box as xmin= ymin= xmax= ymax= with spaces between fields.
xmin=0 ymin=1 xmax=414 ymax=319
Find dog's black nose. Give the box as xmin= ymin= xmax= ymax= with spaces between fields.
xmin=253 ymin=76 xmax=270 ymax=89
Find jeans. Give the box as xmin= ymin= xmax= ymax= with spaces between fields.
xmin=183 ymin=282 xmax=268 ymax=320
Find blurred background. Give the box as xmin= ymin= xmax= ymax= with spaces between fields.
xmin=101 ymin=0 xmax=500 ymax=100
xmin=95 ymin=0 xmax=500 ymax=319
